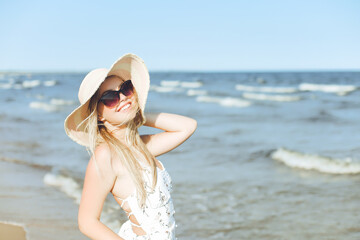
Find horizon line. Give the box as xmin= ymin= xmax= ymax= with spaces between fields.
xmin=0 ymin=68 xmax=359 ymax=74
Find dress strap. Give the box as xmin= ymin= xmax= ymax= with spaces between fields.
xmin=113 ymin=194 xmax=128 ymax=208
xmin=130 ymin=220 xmax=142 ymax=228
xmin=126 ymin=211 xmax=142 ymax=228
xmin=114 ymin=194 xmax=125 ymax=200
xmin=120 ymin=199 xmax=126 ymax=208
xmin=113 ymin=197 xmax=128 ymax=208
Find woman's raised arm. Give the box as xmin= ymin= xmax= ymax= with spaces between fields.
xmin=140 ymin=112 xmax=197 ymax=157
xmin=78 ymin=143 xmax=124 ymax=240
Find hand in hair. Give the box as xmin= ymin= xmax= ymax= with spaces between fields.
xmin=140 ymin=112 xmax=197 ymax=157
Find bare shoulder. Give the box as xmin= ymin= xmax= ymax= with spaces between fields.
xmin=94 ymin=142 xmax=112 ymax=159
xmin=87 ymin=142 xmax=117 ymax=183
xmin=93 ymin=142 xmax=129 ymax=177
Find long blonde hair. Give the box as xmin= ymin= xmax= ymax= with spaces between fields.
xmin=80 ymin=75 xmax=157 ymax=208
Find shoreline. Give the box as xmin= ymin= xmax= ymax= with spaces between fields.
xmin=0 ymin=221 xmax=27 ymax=240
xmin=0 ymin=160 xmax=87 ymax=240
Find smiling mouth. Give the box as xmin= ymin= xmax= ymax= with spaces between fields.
xmin=118 ymin=102 xmax=132 ymax=112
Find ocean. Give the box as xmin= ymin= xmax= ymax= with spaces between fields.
xmin=0 ymin=71 xmax=359 ymax=240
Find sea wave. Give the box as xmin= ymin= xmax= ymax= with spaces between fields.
xmin=160 ymin=80 xmax=181 ymax=87
xmin=29 ymin=97 xmax=75 ymax=112
xmin=0 ymin=82 xmax=12 ymax=89
xmin=43 ymin=169 xmax=122 ymax=231
xmin=242 ymin=92 xmax=302 ymax=102
xmin=235 ymin=83 xmax=358 ymax=97
xmin=50 ymin=98 xmax=76 ymax=106
xmin=186 ymin=89 xmax=208 ymax=96
xmin=150 ymin=85 xmax=183 ymax=93
xmin=196 ymin=95 xmax=251 ymax=108
xmin=29 ymin=101 xmax=63 ymax=112
xmin=0 ymin=79 xmax=58 ymax=89
xmin=22 ymin=80 xmax=42 ymax=88
xmin=298 ymin=83 xmax=358 ymax=96
xmin=236 ymin=84 xmax=298 ymax=93
xmin=43 ymin=171 xmax=82 ymax=204
xmin=160 ymin=80 xmax=203 ymax=88
xmin=43 ymin=80 xmax=57 ymax=87
xmin=270 ymin=147 xmax=360 ymax=174
xmin=180 ymin=81 xmax=203 ymax=88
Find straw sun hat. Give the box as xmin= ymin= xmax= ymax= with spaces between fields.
xmin=64 ymin=53 xmax=150 ymax=147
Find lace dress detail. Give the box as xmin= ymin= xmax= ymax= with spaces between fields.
xmin=114 ymin=160 xmax=177 ymax=240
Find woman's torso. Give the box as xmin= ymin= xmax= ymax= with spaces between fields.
xmin=110 ymin=157 xmax=176 ymax=239
xmin=111 ymin=157 xmax=163 ymax=202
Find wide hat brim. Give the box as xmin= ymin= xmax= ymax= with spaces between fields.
xmin=64 ymin=53 xmax=150 ymax=147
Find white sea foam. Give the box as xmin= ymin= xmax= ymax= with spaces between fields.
xmin=270 ymin=147 xmax=360 ymax=174
xmin=35 ymin=94 xmax=46 ymax=100
xmin=180 ymin=81 xmax=203 ymax=88
xmin=43 ymin=172 xmax=82 ymax=204
xmin=242 ymin=92 xmax=302 ymax=102
xmin=43 ymin=80 xmax=57 ymax=87
xmin=186 ymin=89 xmax=208 ymax=96
xmin=196 ymin=95 xmax=251 ymax=107
xmin=0 ymin=79 xmax=57 ymax=89
xmin=44 ymin=170 xmax=121 ymax=231
xmin=29 ymin=102 xmax=62 ymax=112
xmin=160 ymin=80 xmax=181 ymax=87
xmin=150 ymin=85 xmax=183 ymax=93
xmin=160 ymin=80 xmax=203 ymax=88
xmin=22 ymin=80 xmax=41 ymax=88
xmin=0 ymin=82 xmax=12 ymax=89
xmin=236 ymin=84 xmax=298 ymax=93
xmin=0 ymin=220 xmax=27 ymax=228
xmin=298 ymin=83 xmax=358 ymax=95
xmin=50 ymin=98 xmax=76 ymax=105
xmin=30 ymin=97 xmax=75 ymax=112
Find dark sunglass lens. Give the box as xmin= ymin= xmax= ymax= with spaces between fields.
xmin=121 ymin=80 xmax=134 ymax=96
xmin=101 ymin=92 xmax=119 ymax=108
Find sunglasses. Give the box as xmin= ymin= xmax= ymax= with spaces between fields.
xmin=98 ymin=80 xmax=134 ymax=108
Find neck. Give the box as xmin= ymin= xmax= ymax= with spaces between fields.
xmin=103 ymin=121 xmax=128 ymax=144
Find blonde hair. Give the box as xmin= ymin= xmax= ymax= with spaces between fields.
xmin=79 ymin=75 xmax=157 ymax=209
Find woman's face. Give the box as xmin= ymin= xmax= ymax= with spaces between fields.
xmin=97 ymin=75 xmax=138 ymax=127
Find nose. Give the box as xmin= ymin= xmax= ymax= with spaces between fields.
xmin=119 ymin=91 xmax=128 ymax=101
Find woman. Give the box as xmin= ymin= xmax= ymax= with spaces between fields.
xmin=64 ymin=53 xmax=197 ymax=240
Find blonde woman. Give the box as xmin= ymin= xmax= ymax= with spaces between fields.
xmin=64 ymin=53 xmax=197 ymax=240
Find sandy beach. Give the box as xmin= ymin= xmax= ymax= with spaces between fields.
xmin=0 ymin=160 xmax=87 ymax=240
xmin=0 ymin=222 xmax=26 ymax=240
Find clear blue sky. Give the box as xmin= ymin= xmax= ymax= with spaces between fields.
xmin=0 ymin=0 xmax=359 ymax=72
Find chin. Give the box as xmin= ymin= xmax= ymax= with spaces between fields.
xmin=117 ymin=111 xmax=137 ymax=123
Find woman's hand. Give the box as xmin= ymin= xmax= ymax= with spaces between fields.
xmin=140 ymin=112 xmax=197 ymax=157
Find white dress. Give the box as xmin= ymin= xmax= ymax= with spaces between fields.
xmin=114 ymin=160 xmax=177 ymax=240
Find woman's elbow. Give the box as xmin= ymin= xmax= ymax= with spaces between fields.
xmin=78 ymin=216 xmax=96 ymax=235
xmin=186 ymin=118 xmax=197 ymax=135
xmin=78 ymin=210 xmax=86 ymax=233
xmin=190 ymin=119 xmax=197 ymax=133
xmin=78 ymin=217 xmax=87 ymax=234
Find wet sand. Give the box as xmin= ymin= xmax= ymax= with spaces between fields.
xmin=0 ymin=222 xmax=26 ymax=240
xmin=0 ymin=160 xmax=87 ymax=240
